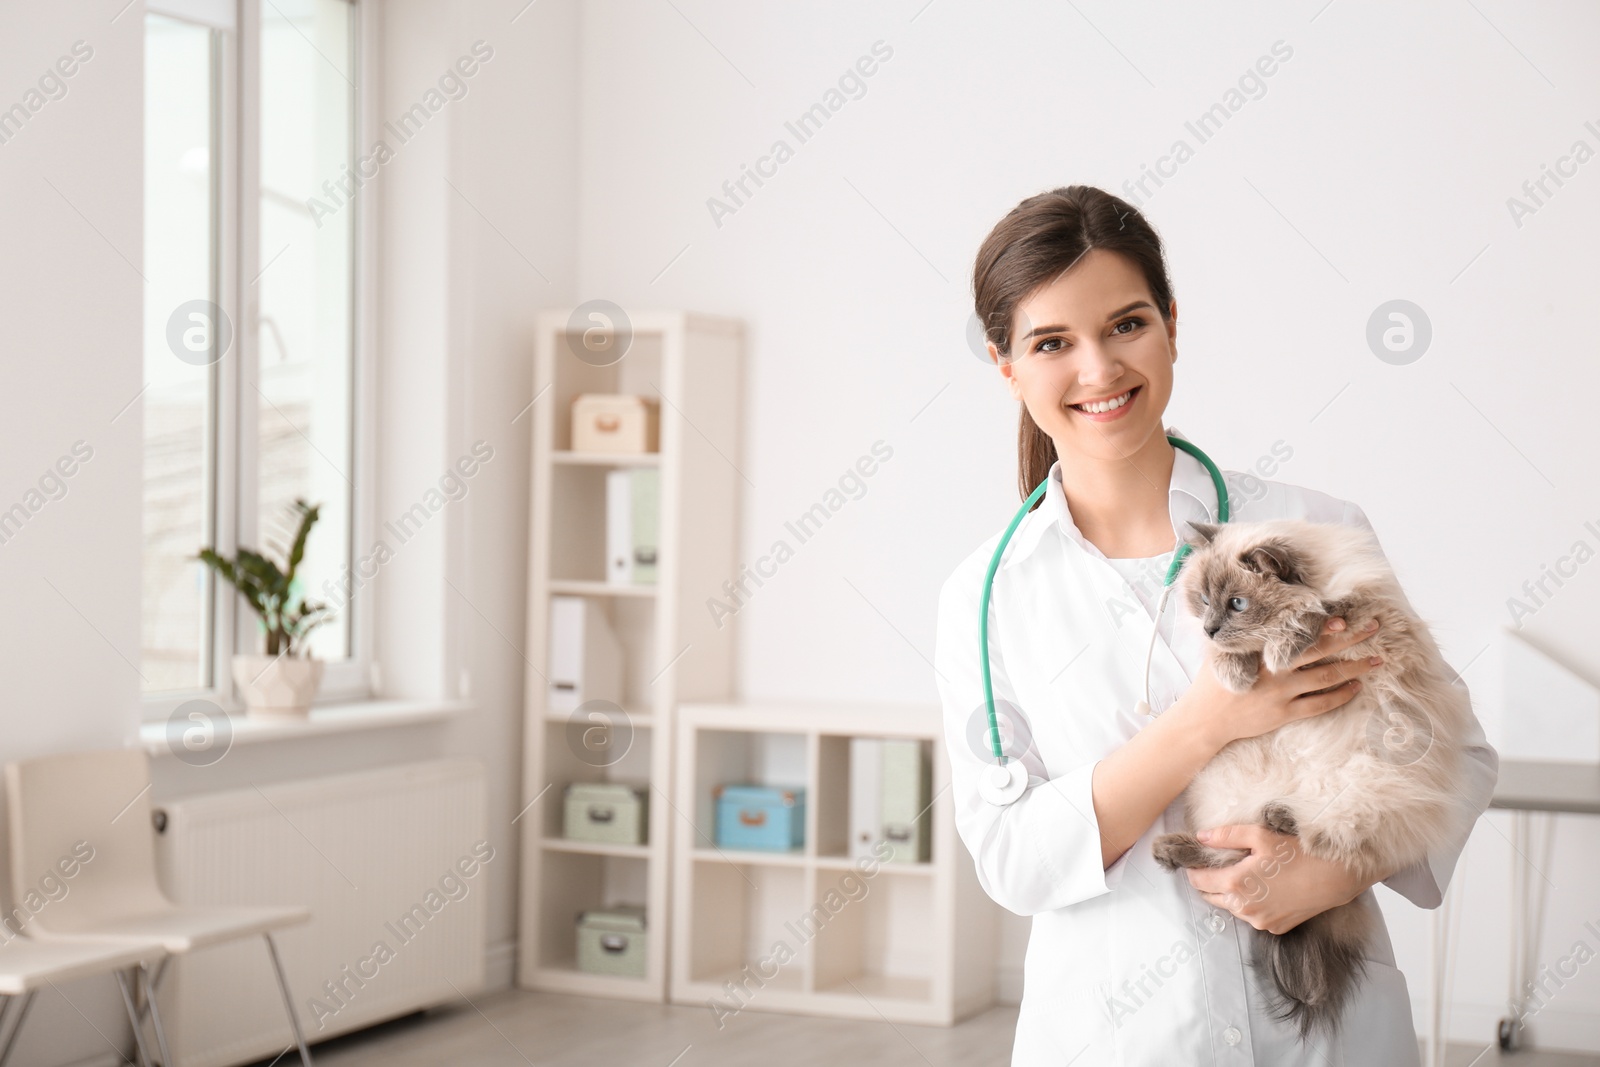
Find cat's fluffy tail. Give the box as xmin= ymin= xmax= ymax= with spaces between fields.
xmin=1251 ymin=900 xmax=1374 ymax=1041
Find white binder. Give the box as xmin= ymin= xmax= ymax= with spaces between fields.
xmin=548 ymin=595 xmax=622 ymax=713
xmin=606 ymin=470 xmax=632 ymax=584
xmin=849 ymin=737 xmax=883 ymax=860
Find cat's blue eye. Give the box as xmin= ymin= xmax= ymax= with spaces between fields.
xmin=1199 ymin=594 xmax=1209 ymax=606
xmin=1229 ymin=596 xmax=1248 ymax=612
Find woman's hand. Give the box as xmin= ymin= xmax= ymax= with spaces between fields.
xmin=1183 ymin=823 xmax=1383 ymax=935
xmin=1182 ymin=616 xmax=1384 ymax=750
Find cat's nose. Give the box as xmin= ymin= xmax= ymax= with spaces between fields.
xmin=1204 ymin=622 xmax=1221 ymax=638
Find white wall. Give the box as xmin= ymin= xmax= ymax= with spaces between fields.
xmin=568 ymin=0 xmax=1600 ymax=1051
xmin=0 ymin=4 xmax=150 ymax=1062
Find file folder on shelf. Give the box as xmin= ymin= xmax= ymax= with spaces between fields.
xmin=548 ymin=595 xmax=622 ymax=713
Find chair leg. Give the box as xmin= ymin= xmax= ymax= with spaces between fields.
xmin=0 ymin=992 xmax=36 ymax=1067
xmin=141 ymin=963 xmax=174 ymax=1067
xmin=263 ymin=933 xmax=312 ymax=1066
xmin=115 ymin=969 xmax=156 ymax=1067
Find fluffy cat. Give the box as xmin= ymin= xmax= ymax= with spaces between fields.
xmin=1150 ymin=518 xmax=1471 ymax=1041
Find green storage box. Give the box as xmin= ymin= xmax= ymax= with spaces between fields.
xmin=564 ymin=782 xmax=648 ymax=845
xmin=576 ymin=906 xmax=647 ymax=977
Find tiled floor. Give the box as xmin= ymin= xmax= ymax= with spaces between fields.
xmin=245 ymin=989 xmax=1600 ymax=1067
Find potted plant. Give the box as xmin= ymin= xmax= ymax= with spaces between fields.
xmin=197 ymin=499 xmax=333 ymax=717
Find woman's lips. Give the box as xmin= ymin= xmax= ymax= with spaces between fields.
xmin=1070 ymin=385 xmax=1140 ymax=422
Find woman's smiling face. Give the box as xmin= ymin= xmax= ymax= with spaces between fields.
xmin=992 ymin=247 xmax=1178 ymax=462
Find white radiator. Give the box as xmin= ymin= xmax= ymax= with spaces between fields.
xmin=153 ymin=759 xmax=489 ymax=1067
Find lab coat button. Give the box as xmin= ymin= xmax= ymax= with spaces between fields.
xmin=1223 ymin=1025 xmax=1243 ymax=1045
xmin=1207 ymin=911 xmax=1226 ymax=933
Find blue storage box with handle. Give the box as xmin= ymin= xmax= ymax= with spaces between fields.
xmin=714 ymin=784 xmax=806 ymax=851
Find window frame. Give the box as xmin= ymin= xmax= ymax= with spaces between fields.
xmin=142 ymin=0 xmax=375 ymax=723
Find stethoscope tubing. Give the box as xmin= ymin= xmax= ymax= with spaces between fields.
xmin=979 ymin=435 xmax=1230 ymax=767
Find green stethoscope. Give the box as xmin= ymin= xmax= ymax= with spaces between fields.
xmin=976 ymin=435 xmax=1230 ymax=806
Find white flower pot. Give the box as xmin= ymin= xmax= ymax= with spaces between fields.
xmin=232 ymin=655 xmax=324 ymax=718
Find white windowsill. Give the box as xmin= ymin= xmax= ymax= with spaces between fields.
xmin=140 ymin=697 xmax=472 ymax=756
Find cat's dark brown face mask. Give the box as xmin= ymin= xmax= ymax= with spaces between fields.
xmin=1178 ymin=521 xmax=1314 ymax=651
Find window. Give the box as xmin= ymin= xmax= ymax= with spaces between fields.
xmin=142 ymin=0 xmax=368 ymax=713
xmin=142 ymin=13 xmax=222 ymax=692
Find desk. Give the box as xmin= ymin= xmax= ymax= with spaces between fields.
xmin=1491 ymin=760 xmax=1600 ymax=816
xmin=1424 ymin=759 xmax=1600 ymax=1067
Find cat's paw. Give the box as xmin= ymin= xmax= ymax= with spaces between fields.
xmin=1152 ymin=832 xmax=1250 ymax=871
xmin=1214 ymin=651 xmax=1261 ymax=693
xmin=1262 ymin=621 xmax=1320 ymax=673
xmin=1261 ymin=801 xmax=1299 ymax=836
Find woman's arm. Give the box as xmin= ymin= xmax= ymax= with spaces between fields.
xmin=935 ymin=566 xmax=1129 ymax=916
xmin=1088 ymin=698 xmax=1226 ymax=869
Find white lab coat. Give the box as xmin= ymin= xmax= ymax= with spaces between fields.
xmin=934 ymin=423 xmax=1499 ymax=1066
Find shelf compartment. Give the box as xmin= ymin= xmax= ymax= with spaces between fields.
xmin=540 ymin=719 xmax=653 ymax=843
xmin=813 ymin=734 xmax=936 ymax=866
xmin=544 ymin=328 xmax=665 ymax=453
xmin=547 ymin=463 xmax=662 ymax=586
xmin=685 ymin=859 xmax=810 ymax=991
xmin=543 ymin=595 xmax=658 ymax=716
xmin=689 ymin=729 xmax=808 ymax=855
xmin=534 ymin=850 xmax=650 ymax=974
xmin=808 ymin=857 xmax=935 ymax=1000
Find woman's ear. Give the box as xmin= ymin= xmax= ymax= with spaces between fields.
xmin=996 ymin=348 xmax=1023 ymax=399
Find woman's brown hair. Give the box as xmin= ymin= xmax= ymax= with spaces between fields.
xmin=971 ymin=185 xmax=1175 ymax=508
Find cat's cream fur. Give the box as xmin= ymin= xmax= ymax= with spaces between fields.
xmin=1150 ymin=518 xmax=1472 ymax=1041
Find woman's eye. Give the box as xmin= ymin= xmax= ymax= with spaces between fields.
xmin=1229 ymin=596 xmax=1248 ymax=612
xmin=1112 ymin=317 xmax=1143 ymax=335
xmin=1035 ymin=337 xmax=1065 ymax=353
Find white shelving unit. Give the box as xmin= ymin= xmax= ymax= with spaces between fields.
xmin=670 ymin=701 xmax=998 ymax=1025
xmin=516 ymin=310 xmax=744 ymax=1002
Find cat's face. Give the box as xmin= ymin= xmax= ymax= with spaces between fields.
xmin=1177 ymin=521 xmax=1319 ymax=652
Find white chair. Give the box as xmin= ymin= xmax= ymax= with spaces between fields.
xmin=0 ymin=936 xmax=168 ymax=1065
xmin=6 ymin=748 xmax=314 ymax=1066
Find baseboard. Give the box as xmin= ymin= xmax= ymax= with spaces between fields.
xmin=485 ymin=938 xmax=517 ymax=993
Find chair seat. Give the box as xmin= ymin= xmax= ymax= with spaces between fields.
xmin=0 ymin=937 xmax=164 ymax=994
xmin=42 ymin=904 xmax=310 ymax=954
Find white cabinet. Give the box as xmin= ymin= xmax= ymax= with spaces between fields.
xmin=516 ymin=309 xmax=743 ymax=1002
xmin=670 ymin=701 xmax=999 ymax=1025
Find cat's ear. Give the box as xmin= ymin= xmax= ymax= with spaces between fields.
xmin=1240 ymin=538 xmax=1304 ymax=584
xmin=1184 ymin=520 xmax=1222 ymax=548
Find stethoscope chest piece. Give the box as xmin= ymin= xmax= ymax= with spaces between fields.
xmin=979 ymin=760 xmax=1029 ymax=806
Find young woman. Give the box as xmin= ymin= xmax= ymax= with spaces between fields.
xmin=934 ymin=185 xmax=1497 ymax=1065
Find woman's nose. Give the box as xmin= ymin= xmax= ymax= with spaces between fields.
xmin=1073 ymin=342 xmax=1124 ymax=384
